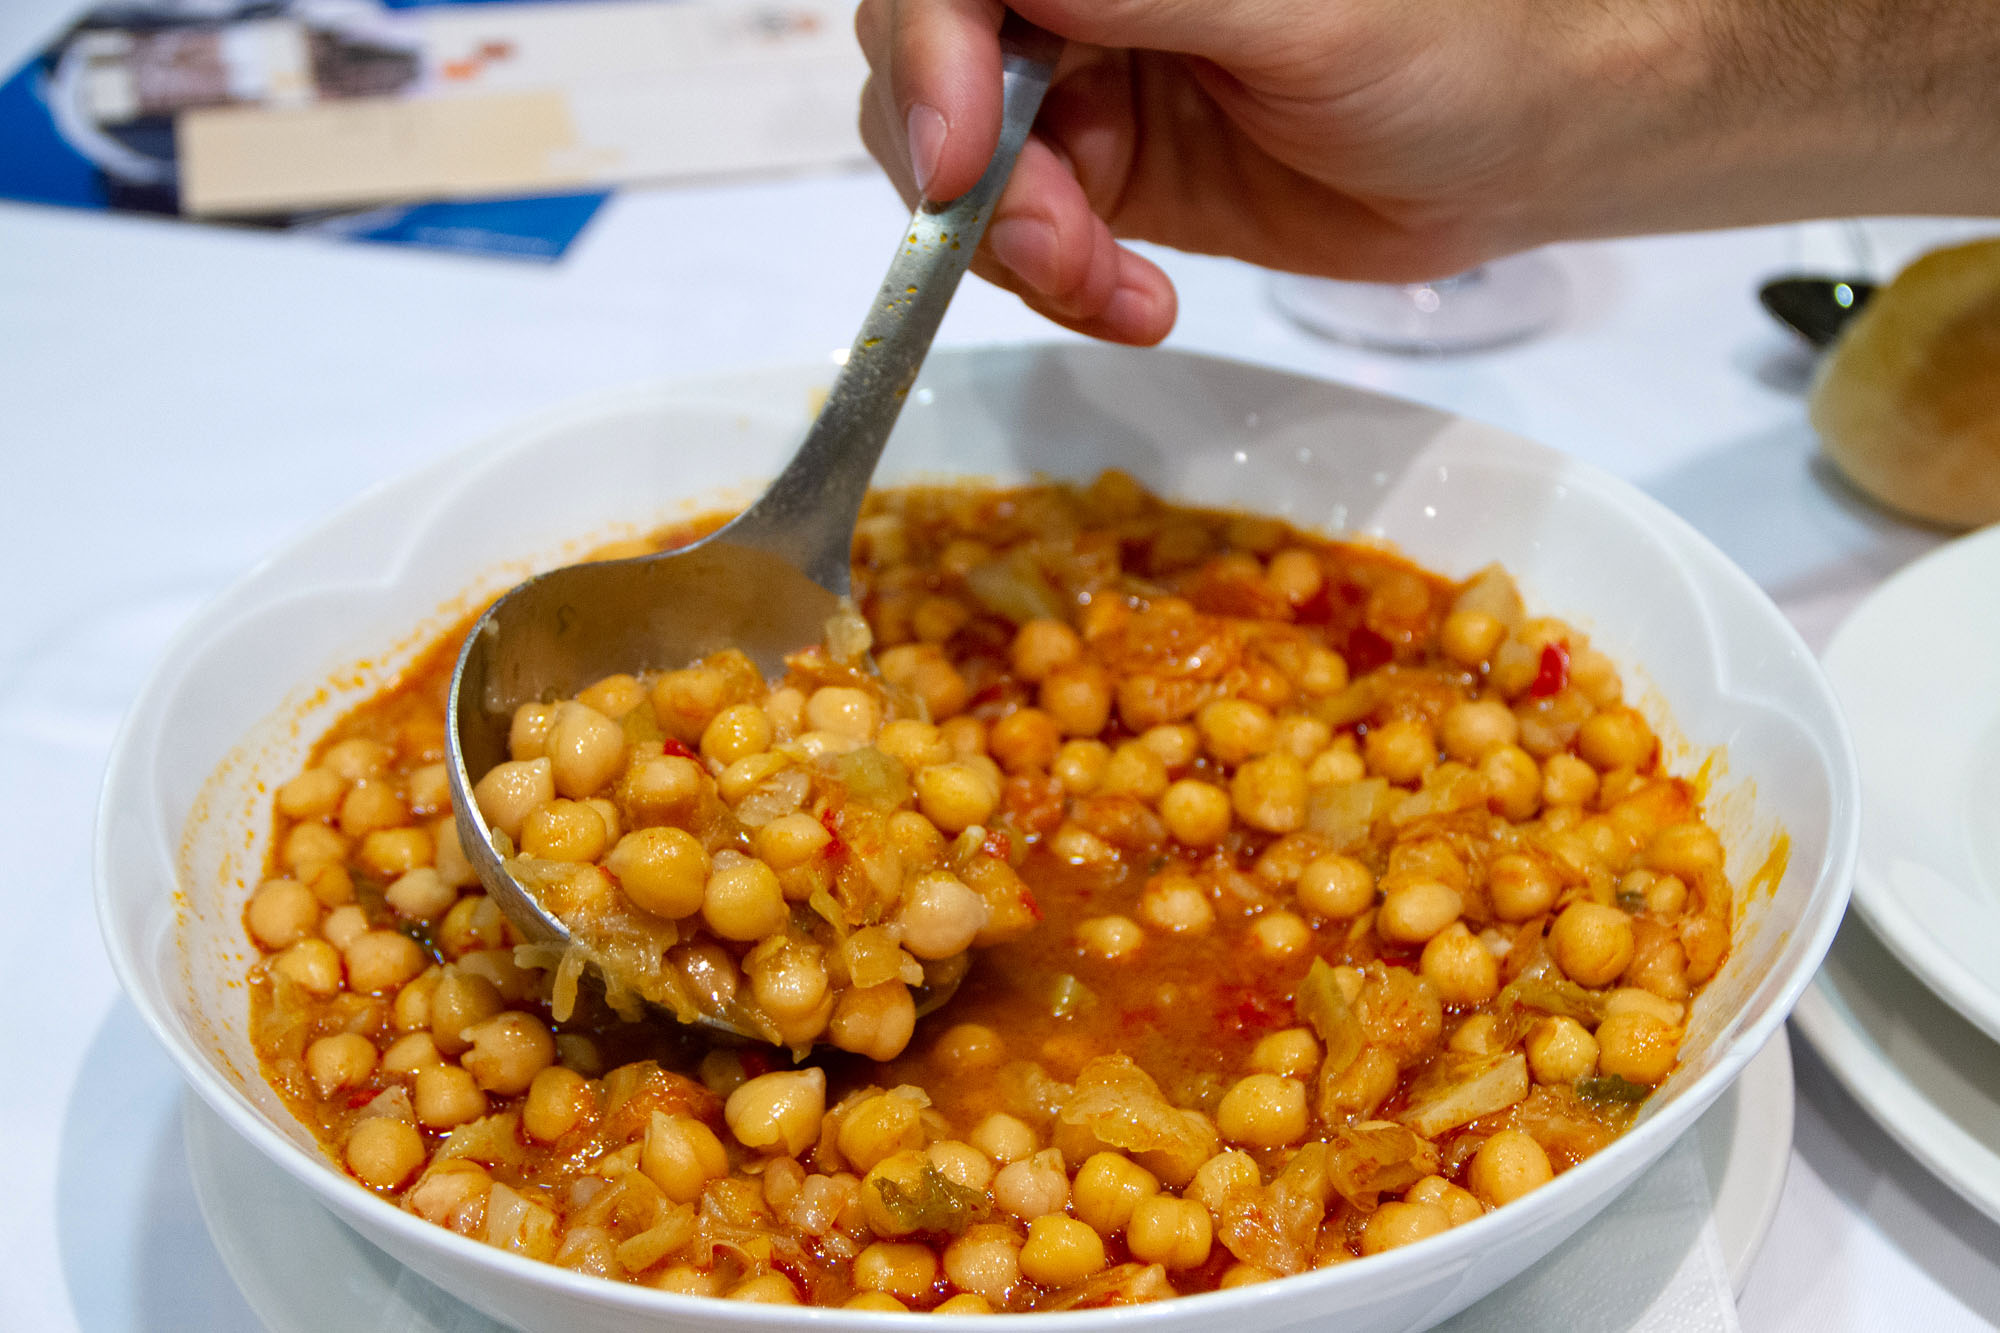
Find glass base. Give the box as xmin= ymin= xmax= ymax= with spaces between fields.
xmin=1269 ymin=252 xmax=1567 ymax=354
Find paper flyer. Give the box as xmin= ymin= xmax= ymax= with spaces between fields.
xmin=0 ymin=0 xmax=869 ymax=261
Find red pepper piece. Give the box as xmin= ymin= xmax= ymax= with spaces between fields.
xmin=1529 ymin=641 xmax=1570 ymax=697
xmin=980 ymin=827 xmax=1013 ymax=862
xmin=659 ymin=737 xmax=698 ymax=761
xmin=1345 ymin=625 xmax=1394 ymax=674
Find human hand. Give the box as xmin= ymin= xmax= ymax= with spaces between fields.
xmin=856 ymin=0 xmax=2000 ymax=344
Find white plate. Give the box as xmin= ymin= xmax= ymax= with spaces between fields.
xmin=1792 ymin=914 xmax=2000 ymax=1224
xmin=1822 ymin=525 xmax=2000 ymax=1043
xmin=184 ymin=1036 xmax=1794 ymax=1332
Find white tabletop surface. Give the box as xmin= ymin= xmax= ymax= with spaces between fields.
xmin=6 ymin=3 xmax=2000 ymax=1328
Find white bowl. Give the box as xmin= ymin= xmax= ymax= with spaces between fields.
xmin=97 ymin=344 xmax=1856 ymax=1332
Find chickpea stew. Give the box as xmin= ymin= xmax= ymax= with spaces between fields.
xmin=246 ymin=472 xmax=1733 ymax=1311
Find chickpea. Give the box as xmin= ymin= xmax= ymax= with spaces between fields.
xmin=726 ymin=1068 xmax=827 ymax=1157
xmin=338 ymin=781 xmax=407 ymax=839
xmin=276 ymin=767 xmax=345 ymax=820
xmin=1377 ymin=880 xmax=1463 ymax=946
xmin=1040 ymin=663 xmax=1113 ymax=737
xmin=1217 ymin=1074 xmax=1309 ymax=1148
xmin=1440 ymin=609 xmax=1506 ymax=667
xmin=993 ymin=1150 xmax=1068 ymax=1220
xmin=1011 ymin=619 xmax=1082 ymax=683
xmin=460 ymin=1011 xmax=555 ymax=1095
xmin=934 ymin=1293 xmax=993 ymax=1314
xmin=357 ymin=827 xmax=431 ymax=880
xmin=546 ymin=703 xmax=624 ymax=799
xmin=1298 ymin=853 xmax=1374 ymax=918
xmin=830 ymin=982 xmax=917 ymax=1062
xmin=1232 ymin=752 xmax=1309 ymax=833
xmin=641 ymin=1112 xmax=730 ymax=1204
xmin=989 ymin=708 xmax=1062 ymax=773
xmin=322 ymin=738 xmax=391 ymax=781
xmin=1052 ymin=739 xmax=1112 ymax=795
xmin=844 ymin=1293 xmax=908 ymax=1312
xmin=413 ymin=1064 xmax=487 ymax=1129
xmin=380 ymin=867 xmax=452 ymax=922
xmin=1487 ymin=853 xmax=1561 ymax=922
xmin=1551 ymin=901 xmax=1637 ymax=987
xmin=1158 ymin=779 xmax=1233 ymax=846
xmin=702 ymin=859 xmax=788 ymax=942
xmin=1197 ymin=699 xmax=1276 ymax=765
xmin=247 ymin=878 xmax=320 ymax=950
xmin=604 ymin=827 xmax=709 ymax=920
xmin=430 ymin=968 xmax=504 ymax=1054
xmin=751 ymin=946 xmax=831 ymax=1026
xmin=1420 ymin=923 xmax=1500 ymax=1006
xmin=1596 ymin=1011 xmax=1682 ymax=1084
xmin=945 ymin=1225 xmax=1023 ymax=1303
xmin=519 ymin=799 xmax=608 ymax=863
xmin=1467 ymin=1129 xmax=1554 ymax=1206
xmin=898 ymin=872 xmax=990 ymax=959
xmin=1644 ymin=822 xmax=1727 ymax=880
xmin=1440 ymin=699 xmax=1520 ymax=763
xmin=1364 ymin=718 xmax=1435 ymax=785
xmin=382 ymin=1032 xmax=443 ymax=1076
xmin=1128 ymin=1195 xmax=1214 ymax=1269
xmin=1406 ymin=1175 xmax=1485 ymax=1227
xmin=1073 ymin=1152 xmax=1159 ymax=1234
xmin=653 ymin=1265 xmax=723 ymax=1298
xmin=1263 ymin=547 xmax=1324 ymax=604
xmin=280 ymin=822 xmax=351 ymax=878
xmin=1578 ymin=707 xmax=1656 ymax=772
xmin=1100 ymin=742 xmax=1170 ymax=801
xmin=928 ymin=1139 xmax=996 ymax=1193
xmin=624 ymin=754 xmax=704 ymax=817
xmin=1020 ymin=1215 xmax=1107 ymax=1288
xmin=728 ymin=1273 xmax=800 ymax=1304
xmin=971 ymin=1113 xmax=1037 ymax=1165
xmin=1481 ymin=744 xmax=1543 ymax=821
xmin=931 ymin=1023 xmax=1006 ymax=1076
xmin=471 ymin=757 xmax=553 ymax=842
xmin=345 ymin=1117 xmax=425 ymax=1190
xmin=853 ymin=1242 xmax=939 ymax=1301
xmin=805 ymin=686 xmax=882 ymax=742
xmin=1360 ymin=1200 xmax=1451 ymax=1254
xmin=700 ymin=702 xmax=774 ymax=766
xmin=1075 ymin=914 xmax=1145 ymax=960
xmin=1248 ymin=910 xmax=1313 ymax=959
xmin=1139 ymin=872 xmax=1215 ymax=934
xmin=916 ymin=760 xmax=1000 ymax=833
xmin=1249 ymin=1027 xmax=1321 ymax=1080
xmin=1221 ymin=1263 xmax=1277 ymax=1288
xmin=522 ymin=1065 xmax=594 ymax=1142
xmin=1449 ymin=1013 xmax=1501 ymax=1056
xmin=1138 ymin=723 xmax=1202 ymax=770
xmin=1541 ymin=753 xmax=1600 ymax=807
xmin=305 ymin=1032 xmax=378 ymax=1097
xmin=1526 ymin=1016 xmax=1600 ymax=1084
xmin=576 ymin=672 xmax=645 ymax=719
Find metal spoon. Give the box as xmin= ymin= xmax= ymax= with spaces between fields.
xmin=1759 ymin=275 xmax=1879 ymax=349
xmin=444 ymin=17 xmax=1061 ymax=1043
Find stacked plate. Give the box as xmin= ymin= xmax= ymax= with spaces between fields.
xmin=1794 ymin=524 xmax=2000 ymax=1218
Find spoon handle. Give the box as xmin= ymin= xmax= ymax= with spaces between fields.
xmin=716 ymin=15 xmax=1062 ymax=592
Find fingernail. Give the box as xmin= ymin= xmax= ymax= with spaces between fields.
xmin=986 ymin=217 xmax=1057 ymax=292
xmin=906 ymin=103 xmax=947 ymax=197
xmin=1104 ymin=277 xmax=1169 ymax=341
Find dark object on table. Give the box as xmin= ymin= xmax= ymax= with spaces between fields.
xmin=1760 ymin=275 xmax=1879 ymax=349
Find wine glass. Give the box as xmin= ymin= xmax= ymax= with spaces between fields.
xmin=1268 ymin=251 xmax=1567 ymax=354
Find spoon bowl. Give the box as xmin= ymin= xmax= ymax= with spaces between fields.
xmin=443 ymin=16 xmax=1060 ymax=1044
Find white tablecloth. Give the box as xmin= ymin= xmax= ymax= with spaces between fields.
xmin=6 ymin=1 xmax=2000 ymax=1326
